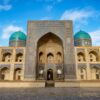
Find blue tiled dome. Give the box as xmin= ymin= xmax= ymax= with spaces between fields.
xmin=74 ymin=30 xmax=91 ymax=39
xmin=9 ymin=31 xmax=26 ymax=41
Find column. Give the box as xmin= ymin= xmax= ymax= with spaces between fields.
xmin=85 ymin=48 xmax=91 ymax=80
xmin=9 ymin=48 xmax=15 ymax=80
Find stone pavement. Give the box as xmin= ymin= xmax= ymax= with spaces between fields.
xmin=0 ymin=88 xmax=100 ymax=100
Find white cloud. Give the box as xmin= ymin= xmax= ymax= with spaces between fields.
xmin=0 ymin=0 xmax=13 ymax=11
xmin=60 ymin=8 xmax=95 ymax=22
xmin=2 ymin=25 xmax=24 ymax=39
xmin=0 ymin=5 xmax=12 ymax=11
xmin=46 ymin=5 xmax=53 ymax=12
xmin=89 ymin=29 xmax=100 ymax=46
xmin=60 ymin=8 xmax=99 ymax=31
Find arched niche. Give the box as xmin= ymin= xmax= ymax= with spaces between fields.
xmin=37 ymin=32 xmax=63 ymax=64
xmin=39 ymin=52 xmax=44 ymax=63
xmin=16 ymin=53 xmax=23 ymax=62
xmin=2 ymin=52 xmax=12 ymax=62
xmin=77 ymin=52 xmax=85 ymax=62
xmin=47 ymin=53 xmax=54 ymax=63
xmin=14 ymin=68 xmax=22 ymax=80
xmin=0 ymin=67 xmax=10 ymax=80
xmin=89 ymin=51 xmax=99 ymax=62
xmin=56 ymin=52 xmax=62 ymax=63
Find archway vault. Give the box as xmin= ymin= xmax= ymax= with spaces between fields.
xmin=37 ymin=32 xmax=63 ymax=47
xmin=36 ymin=32 xmax=64 ymax=80
xmin=37 ymin=32 xmax=64 ymax=64
xmin=36 ymin=32 xmax=64 ymax=44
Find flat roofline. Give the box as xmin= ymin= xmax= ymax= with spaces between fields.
xmin=0 ymin=46 xmax=26 ymax=48
xmin=28 ymin=20 xmax=72 ymax=22
xmin=75 ymin=46 xmax=100 ymax=48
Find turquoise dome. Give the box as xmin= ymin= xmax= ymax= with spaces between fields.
xmin=74 ymin=30 xmax=91 ymax=39
xmin=9 ymin=31 xmax=26 ymax=41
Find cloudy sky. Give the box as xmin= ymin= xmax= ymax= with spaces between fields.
xmin=0 ymin=0 xmax=100 ymax=46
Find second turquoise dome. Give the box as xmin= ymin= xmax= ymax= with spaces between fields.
xmin=9 ymin=31 xmax=26 ymax=41
xmin=74 ymin=30 xmax=91 ymax=39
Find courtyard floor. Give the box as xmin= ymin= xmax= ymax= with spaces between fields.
xmin=0 ymin=88 xmax=100 ymax=100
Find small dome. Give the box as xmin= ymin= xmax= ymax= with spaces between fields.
xmin=74 ymin=30 xmax=91 ymax=39
xmin=74 ymin=30 xmax=92 ymax=46
xmin=9 ymin=31 xmax=26 ymax=41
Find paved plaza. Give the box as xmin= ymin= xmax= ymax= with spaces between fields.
xmin=0 ymin=88 xmax=100 ymax=100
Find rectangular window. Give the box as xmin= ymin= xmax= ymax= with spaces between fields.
xmin=78 ymin=59 xmax=81 ymax=62
xmin=80 ymin=75 xmax=84 ymax=79
xmin=1 ymin=74 xmax=5 ymax=80
xmin=90 ymin=59 xmax=93 ymax=62
xmin=19 ymin=59 xmax=22 ymax=62
xmin=8 ymin=59 xmax=10 ymax=62
xmin=96 ymin=74 xmax=99 ymax=79
xmin=18 ymin=76 xmax=21 ymax=80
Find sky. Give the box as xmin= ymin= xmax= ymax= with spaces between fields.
xmin=0 ymin=0 xmax=100 ymax=46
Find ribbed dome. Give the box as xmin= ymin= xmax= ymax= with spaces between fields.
xmin=9 ymin=31 xmax=26 ymax=41
xmin=74 ymin=30 xmax=91 ymax=39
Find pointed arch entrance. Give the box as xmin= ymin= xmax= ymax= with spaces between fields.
xmin=47 ymin=69 xmax=53 ymax=80
xmin=37 ymin=32 xmax=64 ymax=80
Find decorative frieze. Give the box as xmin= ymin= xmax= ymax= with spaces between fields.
xmin=77 ymin=48 xmax=85 ymax=53
xmin=56 ymin=64 xmax=63 ymax=69
xmin=1 ymin=49 xmax=13 ymax=54
xmin=87 ymin=48 xmax=99 ymax=53
xmin=16 ymin=49 xmax=24 ymax=54
xmin=14 ymin=64 xmax=23 ymax=68
xmin=90 ymin=64 xmax=100 ymax=68
xmin=78 ymin=64 xmax=87 ymax=69
xmin=0 ymin=64 xmax=11 ymax=69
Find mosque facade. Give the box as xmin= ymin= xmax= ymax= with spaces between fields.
xmin=0 ymin=20 xmax=100 ymax=87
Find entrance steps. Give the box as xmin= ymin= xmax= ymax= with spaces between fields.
xmin=45 ymin=81 xmax=55 ymax=87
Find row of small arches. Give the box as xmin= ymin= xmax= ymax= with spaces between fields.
xmin=0 ymin=67 xmax=22 ymax=80
xmin=2 ymin=52 xmax=23 ymax=62
xmin=79 ymin=67 xmax=100 ymax=80
xmin=39 ymin=52 xmax=62 ymax=56
xmin=77 ymin=51 xmax=99 ymax=62
xmin=39 ymin=52 xmax=62 ymax=63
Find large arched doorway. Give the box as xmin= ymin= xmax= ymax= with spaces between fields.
xmin=47 ymin=69 xmax=53 ymax=80
xmin=37 ymin=32 xmax=64 ymax=80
